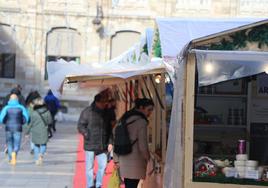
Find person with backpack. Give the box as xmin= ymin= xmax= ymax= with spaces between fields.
xmin=113 ymin=98 xmax=154 ymax=188
xmin=77 ymin=92 xmax=113 ymax=188
xmin=44 ymin=89 xmax=60 ymax=137
xmin=25 ymin=91 xmax=53 ymax=165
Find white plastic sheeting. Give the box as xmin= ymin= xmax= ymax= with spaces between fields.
xmin=156 ymin=18 xmax=264 ymax=58
xmin=47 ymin=56 xmax=165 ymax=98
xmin=194 ymin=50 xmax=268 ymax=86
xmin=163 ymin=58 xmax=185 ymax=188
xmin=47 ymin=34 xmax=165 ymax=97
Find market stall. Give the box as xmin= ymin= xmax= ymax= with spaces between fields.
xmin=155 ymin=18 xmax=268 ymax=188
xmin=47 ymin=34 xmax=171 ymax=187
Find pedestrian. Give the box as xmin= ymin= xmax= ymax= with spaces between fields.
xmin=2 ymin=85 xmax=26 ymax=156
xmin=25 ymin=91 xmax=53 ymax=165
xmin=3 ymin=84 xmax=26 ymax=107
xmin=113 ymin=98 xmax=154 ymax=188
xmin=44 ymin=89 xmax=60 ymax=137
xmin=77 ymin=92 xmax=113 ymax=188
xmin=25 ymin=90 xmax=37 ymax=155
xmin=0 ymin=94 xmax=29 ymax=165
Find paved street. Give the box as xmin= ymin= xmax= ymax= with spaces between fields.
xmin=0 ymin=121 xmax=79 ymax=188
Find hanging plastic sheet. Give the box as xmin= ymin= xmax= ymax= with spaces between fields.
xmin=193 ymin=49 xmax=268 ymax=86
xmin=163 ymin=58 xmax=185 ymax=188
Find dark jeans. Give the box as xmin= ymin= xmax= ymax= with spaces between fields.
xmin=124 ymin=178 xmax=139 ymax=188
xmin=48 ymin=124 xmax=53 ymax=138
xmin=51 ymin=114 xmax=56 ymax=131
xmin=48 ymin=120 xmax=56 ymax=138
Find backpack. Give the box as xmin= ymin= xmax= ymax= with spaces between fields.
xmin=113 ymin=109 xmax=148 ymax=155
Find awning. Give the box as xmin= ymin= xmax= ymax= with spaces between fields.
xmin=156 ymin=18 xmax=266 ymax=58
xmin=47 ymin=57 xmax=166 ymax=97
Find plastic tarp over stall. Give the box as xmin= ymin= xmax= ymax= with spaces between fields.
xmin=156 ymin=18 xmax=264 ymax=58
xmin=156 ymin=18 xmax=267 ymax=188
xmin=47 ymin=57 xmax=164 ymax=97
xmin=195 ymin=50 xmax=268 ymax=86
xmin=47 ymin=34 xmax=169 ymax=97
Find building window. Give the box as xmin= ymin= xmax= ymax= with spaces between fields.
xmin=0 ymin=53 xmax=15 ymax=78
xmin=45 ymin=27 xmax=81 ymax=80
xmin=0 ymin=24 xmax=16 ymax=79
xmin=110 ymin=30 xmax=140 ymax=59
xmin=47 ymin=56 xmax=80 ymax=63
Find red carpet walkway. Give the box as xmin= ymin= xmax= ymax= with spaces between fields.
xmin=73 ymin=135 xmax=115 ymax=188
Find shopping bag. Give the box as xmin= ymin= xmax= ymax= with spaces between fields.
xmin=108 ymin=169 xmax=120 ymax=188
xmin=142 ymin=159 xmax=163 ymax=188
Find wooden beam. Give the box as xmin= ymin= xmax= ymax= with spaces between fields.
xmin=66 ymin=68 xmax=166 ymax=83
xmin=160 ymin=73 xmax=167 ymax=163
xmin=183 ymin=53 xmax=196 ymax=188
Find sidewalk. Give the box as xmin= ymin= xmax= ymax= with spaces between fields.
xmin=0 ymin=121 xmax=78 ymax=188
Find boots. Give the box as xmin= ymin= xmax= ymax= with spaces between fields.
xmin=38 ymin=154 xmax=43 ymax=165
xmin=35 ymin=154 xmax=43 ymax=165
xmin=11 ymin=152 xmax=16 ymax=165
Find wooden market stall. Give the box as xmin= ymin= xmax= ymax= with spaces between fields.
xmin=176 ymin=20 xmax=268 ymax=188
xmin=46 ymin=35 xmax=171 ymax=187
xmin=66 ymin=70 xmax=168 ymax=188
xmin=151 ymin=18 xmax=268 ymax=188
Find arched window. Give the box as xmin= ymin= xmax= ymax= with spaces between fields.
xmin=110 ymin=30 xmax=140 ymax=59
xmin=45 ymin=27 xmax=81 ymax=79
xmin=0 ymin=24 xmax=16 ymax=78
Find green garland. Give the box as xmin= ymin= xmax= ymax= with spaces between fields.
xmin=199 ymin=24 xmax=268 ymax=50
xmin=153 ymin=29 xmax=162 ymax=57
xmin=142 ymin=30 xmax=162 ymax=57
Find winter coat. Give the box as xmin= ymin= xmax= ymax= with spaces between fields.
xmin=114 ymin=114 xmax=150 ymax=179
xmin=0 ymin=99 xmax=29 ymax=132
xmin=77 ymin=103 xmax=111 ymax=154
xmin=44 ymin=91 xmax=60 ymax=116
xmin=26 ymin=105 xmax=52 ymax=145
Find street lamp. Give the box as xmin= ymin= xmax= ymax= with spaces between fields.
xmin=92 ymin=4 xmax=103 ymax=26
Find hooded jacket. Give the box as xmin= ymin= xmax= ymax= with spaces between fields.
xmin=0 ymin=99 xmax=29 ymax=132
xmin=44 ymin=90 xmax=60 ymax=116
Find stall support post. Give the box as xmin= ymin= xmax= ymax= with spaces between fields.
xmin=160 ymin=73 xmax=167 ymax=162
xmin=184 ymin=53 xmax=196 ymax=188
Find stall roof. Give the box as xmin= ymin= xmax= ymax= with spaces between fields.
xmin=47 ymin=54 xmax=166 ymax=97
xmin=156 ymin=18 xmax=267 ymax=58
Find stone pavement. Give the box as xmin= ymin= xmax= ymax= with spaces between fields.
xmin=0 ymin=121 xmax=79 ymax=188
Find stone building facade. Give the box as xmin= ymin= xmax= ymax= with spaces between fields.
xmin=0 ymin=0 xmax=267 ymax=119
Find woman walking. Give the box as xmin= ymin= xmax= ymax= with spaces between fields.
xmin=25 ymin=91 xmax=52 ymax=165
